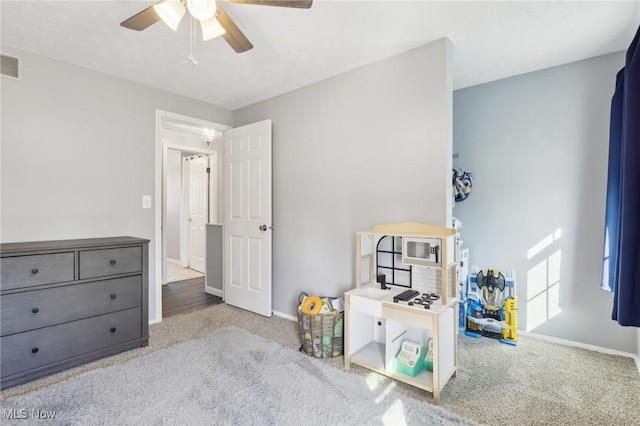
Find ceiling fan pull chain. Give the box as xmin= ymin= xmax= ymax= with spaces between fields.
xmin=188 ymin=16 xmax=199 ymax=66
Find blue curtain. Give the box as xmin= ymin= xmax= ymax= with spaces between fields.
xmin=601 ymin=25 xmax=640 ymax=327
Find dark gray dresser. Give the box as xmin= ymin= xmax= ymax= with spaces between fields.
xmin=0 ymin=236 xmax=149 ymax=389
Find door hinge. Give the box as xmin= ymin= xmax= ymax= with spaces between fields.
xmin=206 ymin=167 xmax=211 ymax=174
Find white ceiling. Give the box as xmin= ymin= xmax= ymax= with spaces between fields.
xmin=2 ymin=0 xmax=639 ymax=110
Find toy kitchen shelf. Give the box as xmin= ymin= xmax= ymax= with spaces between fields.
xmin=344 ymin=223 xmax=458 ymax=405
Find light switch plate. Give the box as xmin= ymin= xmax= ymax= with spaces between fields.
xmin=142 ymin=195 xmax=152 ymax=209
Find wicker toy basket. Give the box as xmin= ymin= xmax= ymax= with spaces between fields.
xmin=297 ymin=297 xmax=344 ymax=358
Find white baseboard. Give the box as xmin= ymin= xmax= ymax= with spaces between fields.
xmin=167 ymin=258 xmax=181 ymax=265
xmin=205 ymin=286 xmax=223 ymax=298
xmin=273 ymin=310 xmax=297 ymax=322
xmin=520 ymin=330 xmax=637 ymax=360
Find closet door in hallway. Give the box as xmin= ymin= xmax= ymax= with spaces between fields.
xmin=189 ymin=156 xmax=208 ymax=273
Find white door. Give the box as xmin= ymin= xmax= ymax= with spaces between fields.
xmin=224 ymin=120 xmax=272 ymax=316
xmin=189 ymin=156 xmax=208 ymax=273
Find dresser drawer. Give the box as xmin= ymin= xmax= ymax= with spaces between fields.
xmin=79 ymin=247 xmax=142 ymax=279
xmin=1 ymin=276 xmax=142 ymax=336
xmin=0 ymin=252 xmax=75 ymax=291
xmin=1 ymin=307 xmax=142 ymax=378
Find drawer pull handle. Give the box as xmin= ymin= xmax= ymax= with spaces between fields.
xmin=110 ymin=260 xmax=117 ymax=266
xmin=31 ymin=268 xmax=39 ymax=274
xmin=32 ymin=307 xmax=40 ymax=314
xmin=110 ymin=293 xmax=117 ymax=299
xmin=110 ymin=327 xmax=117 ymax=333
xmin=31 ymin=347 xmax=39 ymax=354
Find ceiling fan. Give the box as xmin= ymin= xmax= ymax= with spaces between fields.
xmin=121 ymin=0 xmax=313 ymax=54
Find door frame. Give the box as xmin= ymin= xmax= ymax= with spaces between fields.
xmin=154 ymin=109 xmax=230 ymax=323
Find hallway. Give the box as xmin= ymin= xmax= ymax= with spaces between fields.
xmin=163 ymin=263 xmax=220 ymax=317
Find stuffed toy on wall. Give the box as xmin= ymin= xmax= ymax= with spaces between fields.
xmin=453 ymin=168 xmax=473 ymax=202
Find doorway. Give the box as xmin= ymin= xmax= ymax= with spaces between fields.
xmin=155 ymin=110 xmax=230 ymax=322
xmin=165 ymin=151 xmax=209 ymax=282
xmin=164 ymin=150 xmax=221 ymax=318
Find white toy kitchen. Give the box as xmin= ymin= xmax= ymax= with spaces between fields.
xmin=344 ymin=222 xmax=458 ymax=405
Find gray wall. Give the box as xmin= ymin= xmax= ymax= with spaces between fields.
xmin=165 ymin=149 xmax=182 ymax=261
xmin=0 ymin=47 xmax=233 ymax=323
xmin=206 ymin=224 xmax=223 ymax=292
xmin=452 ymin=51 xmax=637 ymax=353
xmin=234 ymin=39 xmax=453 ymax=317
xmin=3 ymin=44 xmax=636 ymax=355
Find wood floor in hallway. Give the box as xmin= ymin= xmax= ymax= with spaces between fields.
xmin=162 ymin=277 xmax=222 ymax=318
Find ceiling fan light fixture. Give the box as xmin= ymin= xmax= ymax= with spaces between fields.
xmin=153 ymin=0 xmax=187 ymax=31
xmin=187 ymin=0 xmax=218 ymax=21
xmin=200 ymin=17 xmax=226 ymax=41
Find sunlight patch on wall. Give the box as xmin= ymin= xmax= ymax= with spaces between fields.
xmin=527 ymin=260 xmax=547 ymax=300
xmin=526 ymin=228 xmax=562 ymax=331
xmin=547 ymin=249 xmax=562 ymax=319
xmin=527 ymin=234 xmax=553 ymax=260
xmin=527 ymin=290 xmax=547 ymax=330
xmin=527 ymin=228 xmax=562 ymax=259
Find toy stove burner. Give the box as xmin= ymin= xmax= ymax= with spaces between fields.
xmin=394 ymin=291 xmax=440 ymax=309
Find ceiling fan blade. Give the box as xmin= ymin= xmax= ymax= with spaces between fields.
xmin=216 ymin=6 xmax=254 ymax=53
xmin=120 ymin=4 xmax=161 ymax=31
xmin=225 ymin=0 xmax=312 ymax=9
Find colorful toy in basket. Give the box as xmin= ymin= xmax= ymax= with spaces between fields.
xmin=300 ymin=295 xmax=323 ymax=314
xmin=297 ymin=293 xmax=344 ymax=358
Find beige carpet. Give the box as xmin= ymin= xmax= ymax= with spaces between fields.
xmin=2 ymin=303 xmax=639 ymax=425
xmin=1 ymin=326 xmax=476 ymax=425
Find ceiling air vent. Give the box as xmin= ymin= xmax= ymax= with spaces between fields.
xmin=1 ymin=54 xmax=22 ymax=80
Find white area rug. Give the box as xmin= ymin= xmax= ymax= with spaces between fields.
xmin=1 ymin=326 xmax=476 ymax=425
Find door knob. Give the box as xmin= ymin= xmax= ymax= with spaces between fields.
xmin=259 ymin=224 xmax=268 ymax=231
